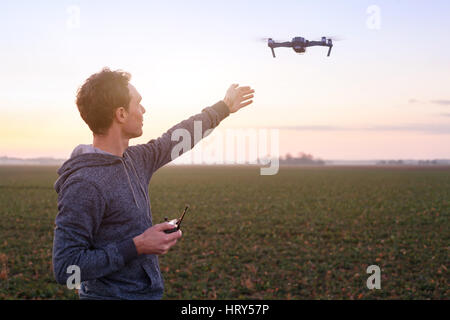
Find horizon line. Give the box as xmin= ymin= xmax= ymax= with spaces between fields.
xmin=1 ymin=155 xmax=450 ymax=162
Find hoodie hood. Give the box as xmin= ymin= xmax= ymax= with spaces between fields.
xmin=54 ymin=144 xmax=147 ymax=209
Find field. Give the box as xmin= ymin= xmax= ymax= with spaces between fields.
xmin=0 ymin=165 xmax=448 ymax=299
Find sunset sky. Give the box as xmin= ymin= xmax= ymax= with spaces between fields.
xmin=1 ymin=0 xmax=449 ymax=161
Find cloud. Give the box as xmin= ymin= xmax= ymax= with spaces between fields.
xmin=441 ymin=113 xmax=450 ymax=117
xmin=273 ymin=123 xmax=450 ymax=134
xmin=431 ymin=100 xmax=450 ymax=106
xmin=365 ymin=124 xmax=450 ymax=134
xmin=407 ymin=99 xmax=450 ymax=106
xmin=277 ymin=125 xmax=344 ymax=131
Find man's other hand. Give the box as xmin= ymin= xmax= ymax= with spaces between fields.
xmin=133 ymin=222 xmax=182 ymax=255
xmin=223 ymin=84 xmax=255 ymax=113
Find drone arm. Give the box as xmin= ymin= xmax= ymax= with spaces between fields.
xmin=305 ymin=41 xmax=329 ymax=47
xmin=305 ymin=41 xmax=321 ymax=47
xmin=327 ymin=45 xmax=332 ymax=57
xmin=272 ymin=42 xmax=293 ymax=48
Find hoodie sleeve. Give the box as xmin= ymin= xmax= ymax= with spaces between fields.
xmin=52 ymin=178 xmax=137 ymax=285
xmin=128 ymin=101 xmax=230 ymax=175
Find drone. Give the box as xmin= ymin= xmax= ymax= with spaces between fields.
xmin=267 ymin=36 xmax=334 ymax=58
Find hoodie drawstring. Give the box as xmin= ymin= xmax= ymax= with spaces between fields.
xmin=121 ymin=159 xmax=140 ymax=209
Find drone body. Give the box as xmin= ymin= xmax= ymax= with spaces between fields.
xmin=268 ymin=36 xmax=333 ymax=57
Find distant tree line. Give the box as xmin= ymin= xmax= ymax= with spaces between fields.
xmin=280 ymin=152 xmax=325 ymax=165
xmin=376 ymin=159 xmax=449 ymax=165
xmin=376 ymin=160 xmax=405 ymax=165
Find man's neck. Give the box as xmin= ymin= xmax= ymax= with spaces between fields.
xmin=93 ymin=131 xmax=129 ymax=158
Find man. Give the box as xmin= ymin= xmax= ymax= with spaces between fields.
xmin=52 ymin=67 xmax=254 ymax=299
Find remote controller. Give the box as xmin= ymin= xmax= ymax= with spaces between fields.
xmin=164 ymin=205 xmax=189 ymax=234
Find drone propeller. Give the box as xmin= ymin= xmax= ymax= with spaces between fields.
xmin=329 ymin=36 xmax=344 ymax=41
xmin=313 ymin=35 xmax=345 ymax=42
xmin=257 ymin=37 xmax=283 ymax=43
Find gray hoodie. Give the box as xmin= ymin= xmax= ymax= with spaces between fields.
xmin=53 ymin=101 xmax=229 ymax=299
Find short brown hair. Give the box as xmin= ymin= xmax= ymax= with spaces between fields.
xmin=76 ymin=67 xmax=131 ymax=135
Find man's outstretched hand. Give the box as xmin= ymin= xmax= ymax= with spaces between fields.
xmin=223 ymin=84 xmax=255 ymax=113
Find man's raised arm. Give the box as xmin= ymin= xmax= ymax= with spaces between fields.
xmin=128 ymin=84 xmax=254 ymax=173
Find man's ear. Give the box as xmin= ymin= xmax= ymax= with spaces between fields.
xmin=115 ymin=107 xmax=128 ymax=124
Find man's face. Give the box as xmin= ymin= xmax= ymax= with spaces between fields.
xmin=121 ymin=83 xmax=146 ymax=138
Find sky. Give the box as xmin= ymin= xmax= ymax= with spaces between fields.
xmin=1 ymin=0 xmax=449 ymax=161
